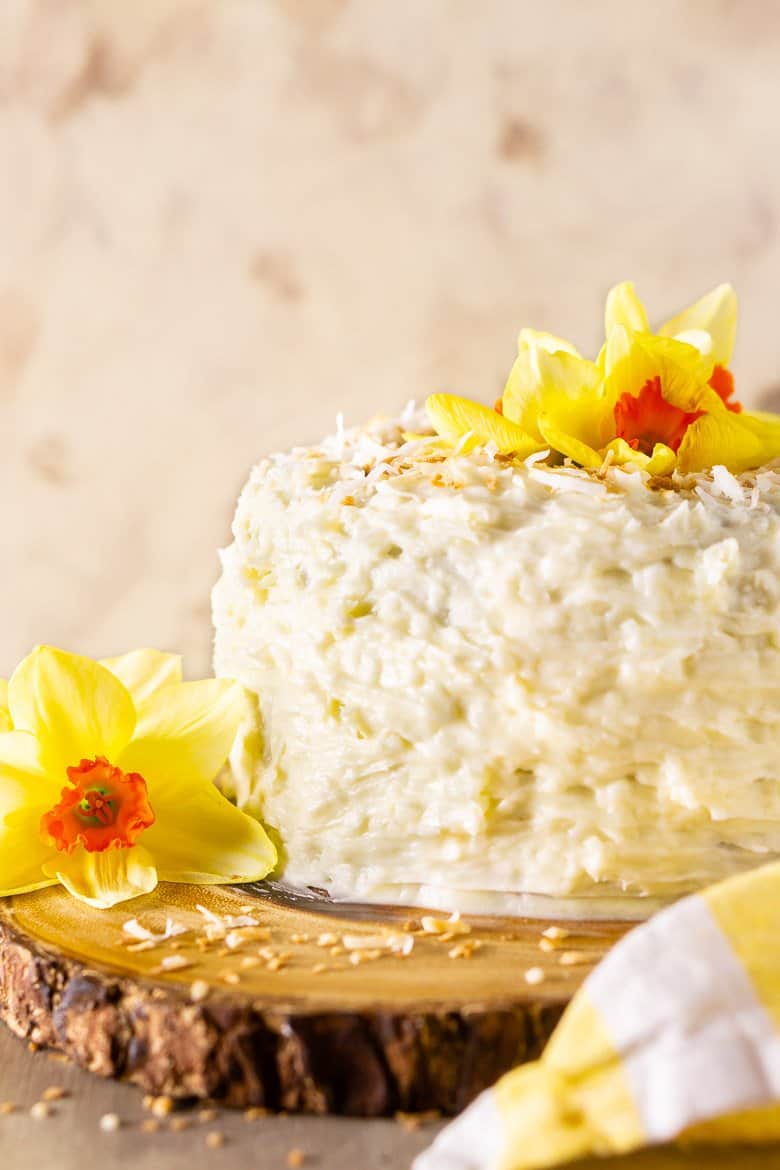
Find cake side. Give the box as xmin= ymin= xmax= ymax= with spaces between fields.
xmin=213 ymin=414 xmax=780 ymax=916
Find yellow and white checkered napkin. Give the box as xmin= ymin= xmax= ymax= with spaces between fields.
xmin=416 ymin=862 xmax=780 ymax=1170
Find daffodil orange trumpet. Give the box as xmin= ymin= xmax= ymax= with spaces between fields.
xmin=426 ymin=282 xmax=780 ymax=476
xmin=0 ymin=647 xmax=276 ymax=909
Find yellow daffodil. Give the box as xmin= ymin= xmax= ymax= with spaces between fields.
xmin=0 ymin=646 xmax=276 ymax=909
xmin=425 ymin=393 xmax=541 ymax=458
xmin=425 ymin=332 xmax=605 ymax=464
xmin=425 ymin=281 xmax=780 ymax=477
xmin=603 ymin=283 xmax=780 ymax=473
xmin=606 ymin=279 xmax=737 ymax=380
xmin=502 ymin=333 xmax=613 ymax=470
xmin=598 ymin=327 xmax=719 ymax=473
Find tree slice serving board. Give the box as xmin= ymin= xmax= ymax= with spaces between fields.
xmin=0 ymin=881 xmax=630 ymax=1116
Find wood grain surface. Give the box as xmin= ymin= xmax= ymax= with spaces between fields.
xmin=0 ymin=882 xmax=630 ymax=1116
xmin=2 ymin=884 xmax=779 ymax=1167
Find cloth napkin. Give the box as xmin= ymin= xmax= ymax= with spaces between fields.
xmin=415 ymin=862 xmax=780 ymax=1170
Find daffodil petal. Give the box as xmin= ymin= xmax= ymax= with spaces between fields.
xmin=602 ymin=324 xmax=633 ymax=382
xmin=517 ymin=328 xmax=581 ymax=358
xmin=501 ymin=352 xmax=540 ymax=431
xmin=0 ymin=805 xmax=58 ymax=896
xmin=538 ymin=414 xmax=603 ymax=470
xmin=659 ymin=284 xmax=737 ymax=367
xmin=143 ymin=785 xmax=276 ymax=885
xmin=502 ymin=347 xmax=603 ymax=442
xmin=677 ymin=411 xmax=780 ymax=475
xmin=425 ymin=394 xmax=541 ymax=457
xmin=606 ymin=332 xmax=716 ymax=414
xmin=646 ymin=443 xmax=677 ymax=476
xmin=0 ymin=679 xmax=10 ymax=732
xmin=533 ymin=348 xmax=601 ymax=400
xmin=602 ymin=438 xmax=676 ymax=476
xmin=604 ymin=437 xmax=650 ymax=468
xmin=605 ymin=282 xmax=650 ymax=335
xmin=672 ymin=328 xmax=713 ymax=356
xmin=0 ymin=797 xmax=63 ymax=896
xmin=8 ymin=647 xmax=136 ymax=777
xmin=118 ymin=679 xmax=245 ymax=788
xmin=0 ymin=730 xmax=59 ymax=820
xmin=100 ymin=649 xmax=183 ymax=706
xmin=738 ymin=410 xmax=780 ymax=440
xmin=44 ymin=845 xmax=158 ymax=909
xmin=535 ymin=352 xmax=614 ymax=448
xmin=0 ymin=731 xmax=74 ymax=894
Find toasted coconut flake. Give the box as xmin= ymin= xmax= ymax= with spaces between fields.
xmin=189 ymin=979 xmax=210 ymax=1003
xmin=195 ymin=904 xmax=260 ymax=939
xmin=341 ymin=931 xmax=415 ymax=956
xmin=123 ymin=916 xmax=188 ymax=945
xmin=149 ymin=1096 xmax=174 ymax=1118
xmin=558 ymin=950 xmax=593 ymax=966
xmin=448 ymin=942 xmax=477 ymax=959
xmin=223 ymin=925 xmax=271 ymax=949
xmin=158 ymin=954 xmax=193 ymax=973
xmin=541 ymin=926 xmax=570 ymax=940
xmin=711 ymin=464 xmax=744 ymax=504
xmin=524 ymin=966 xmax=545 ymax=985
xmin=41 ymin=1087 xmax=68 ymax=1102
xmin=420 ymin=912 xmax=470 ymax=937
xmin=342 ymin=932 xmax=389 ymax=951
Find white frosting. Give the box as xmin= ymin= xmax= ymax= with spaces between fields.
xmin=212 ymin=414 xmax=780 ymax=918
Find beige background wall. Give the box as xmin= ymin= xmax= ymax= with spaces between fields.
xmin=2 ymin=0 xmax=780 ymax=676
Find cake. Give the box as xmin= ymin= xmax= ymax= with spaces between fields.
xmin=212 ymin=282 xmax=780 ymax=917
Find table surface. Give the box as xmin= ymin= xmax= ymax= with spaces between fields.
xmin=1 ymin=1027 xmax=779 ymax=1170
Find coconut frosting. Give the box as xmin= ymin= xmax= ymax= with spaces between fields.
xmin=212 ymin=413 xmax=780 ymax=917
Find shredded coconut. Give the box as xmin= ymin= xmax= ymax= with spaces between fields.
xmin=711 ymin=464 xmax=745 ymax=504
xmin=122 ymin=917 xmax=188 ymax=944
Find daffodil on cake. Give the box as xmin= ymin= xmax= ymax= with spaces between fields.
xmin=213 ymin=283 xmax=780 ymax=918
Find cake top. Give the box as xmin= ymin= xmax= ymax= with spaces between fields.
xmin=254 ymin=407 xmax=780 ymax=522
xmin=421 ymin=281 xmax=780 ymax=481
xmin=247 ymin=279 xmax=780 ymax=519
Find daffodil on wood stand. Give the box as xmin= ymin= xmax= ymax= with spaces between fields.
xmin=427 ymin=282 xmax=780 ymax=474
xmin=0 ymin=647 xmax=276 ymax=909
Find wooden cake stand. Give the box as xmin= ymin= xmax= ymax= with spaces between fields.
xmin=0 ymin=881 xmax=629 ymax=1116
